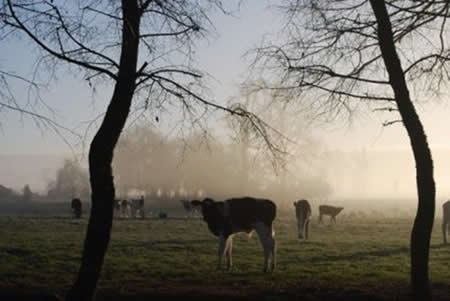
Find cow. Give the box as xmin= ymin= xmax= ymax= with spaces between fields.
xmin=443 ymin=200 xmax=450 ymax=244
xmin=294 ymin=199 xmax=311 ymax=240
xmin=130 ymin=196 xmax=145 ymax=219
xmin=192 ymin=197 xmax=277 ymax=272
xmin=180 ymin=199 xmax=201 ymax=217
xmin=120 ymin=199 xmax=130 ymax=218
xmin=319 ymin=205 xmax=344 ymax=224
xmin=114 ymin=199 xmax=122 ymax=218
xmin=71 ymin=198 xmax=82 ymax=219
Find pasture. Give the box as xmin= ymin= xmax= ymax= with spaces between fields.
xmin=0 ymin=205 xmax=449 ymax=300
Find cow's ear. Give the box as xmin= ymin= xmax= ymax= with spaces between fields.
xmin=293 ymin=201 xmax=297 ymax=206
xmin=191 ymin=200 xmax=202 ymax=206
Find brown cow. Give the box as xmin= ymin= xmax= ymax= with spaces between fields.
xmin=294 ymin=199 xmax=312 ymax=240
xmin=319 ymin=205 xmax=344 ymax=224
xmin=192 ymin=197 xmax=277 ymax=272
xmin=443 ymin=200 xmax=450 ymax=244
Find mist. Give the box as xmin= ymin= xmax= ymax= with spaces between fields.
xmin=3 ymin=111 xmax=450 ymax=217
xmin=106 ymin=119 xmax=449 ymax=216
xmin=2 ymin=127 xmax=450 ymax=219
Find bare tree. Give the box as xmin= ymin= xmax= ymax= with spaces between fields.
xmin=1 ymin=1 xmax=240 ymax=299
xmin=47 ymin=158 xmax=90 ymax=201
xmin=369 ymin=3 xmax=435 ymax=299
xmin=1 ymin=1 xmax=288 ymax=299
xmin=226 ymin=85 xmax=331 ymax=203
xmin=251 ymin=0 xmax=450 ymax=299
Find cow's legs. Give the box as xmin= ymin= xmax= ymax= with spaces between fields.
xmin=217 ymin=234 xmax=227 ymax=270
xmin=270 ymin=226 xmax=276 ymax=271
xmin=254 ymin=223 xmax=275 ymax=272
xmin=225 ymin=236 xmax=233 ymax=270
xmin=297 ymin=219 xmax=303 ymax=239
xmin=305 ymin=219 xmax=310 ymax=240
xmin=443 ymin=221 xmax=448 ymax=245
xmin=319 ymin=213 xmax=323 ymax=223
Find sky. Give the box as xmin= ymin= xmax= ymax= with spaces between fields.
xmin=2 ymin=1 xmax=450 ymax=197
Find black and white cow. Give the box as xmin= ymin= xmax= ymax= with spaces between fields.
xmin=180 ymin=199 xmax=201 ymax=217
xmin=443 ymin=200 xmax=450 ymax=244
xmin=71 ymin=198 xmax=82 ymax=219
xmin=192 ymin=197 xmax=277 ymax=272
xmin=130 ymin=196 xmax=145 ymax=219
xmin=294 ymin=199 xmax=311 ymax=240
xmin=319 ymin=205 xmax=344 ymax=224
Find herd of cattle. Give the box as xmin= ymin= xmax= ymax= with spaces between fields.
xmin=70 ymin=196 xmax=450 ymax=272
xmin=71 ymin=196 xmax=146 ymax=219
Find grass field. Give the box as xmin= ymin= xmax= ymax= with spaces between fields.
xmin=0 ymin=207 xmax=449 ymax=300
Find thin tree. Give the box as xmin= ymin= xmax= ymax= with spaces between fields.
xmin=251 ymin=0 xmax=450 ymax=299
xmin=1 ymin=1 xmax=282 ymax=300
xmin=369 ymin=2 xmax=435 ymax=299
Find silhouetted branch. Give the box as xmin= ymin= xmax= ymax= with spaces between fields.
xmin=250 ymin=0 xmax=450 ymax=123
xmin=383 ymin=119 xmax=403 ymax=127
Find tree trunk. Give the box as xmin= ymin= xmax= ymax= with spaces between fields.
xmin=369 ymin=1 xmax=436 ymax=300
xmin=66 ymin=1 xmax=140 ymax=300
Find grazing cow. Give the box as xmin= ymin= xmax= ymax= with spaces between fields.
xmin=294 ymin=199 xmax=311 ymax=240
xmin=180 ymin=199 xmax=201 ymax=217
xmin=120 ymin=199 xmax=130 ymax=218
xmin=443 ymin=200 xmax=450 ymax=244
xmin=319 ymin=205 xmax=344 ymax=224
xmin=130 ymin=196 xmax=145 ymax=219
xmin=71 ymin=198 xmax=82 ymax=219
xmin=192 ymin=197 xmax=277 ymax=272
xmin=114 ymin=199 xmax=121 ymax=218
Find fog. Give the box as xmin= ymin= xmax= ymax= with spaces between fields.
xmin=2 ymin=1 xmax=450 ymax=219
xmin=3 ymin=112 xmax=450 ymax=217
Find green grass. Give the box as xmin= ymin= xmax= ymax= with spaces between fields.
xmin=0 ymin=213 xmax=449 ymax=300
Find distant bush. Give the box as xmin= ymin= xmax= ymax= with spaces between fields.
xmin=0 ymin=184 xmax=19 ymax=202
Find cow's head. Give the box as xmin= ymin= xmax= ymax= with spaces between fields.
xmin=336 ymin=207 xmax=344 ymax=214
xmin=192 ymin=198 xmax=223 ymax=234
xmin=294 ymin=200 xmax=311 ymax=239
xmin=190 ymin=199 xmax=201 ymax=210
xmin=191 ymin=198 xmax=216 ymax=217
